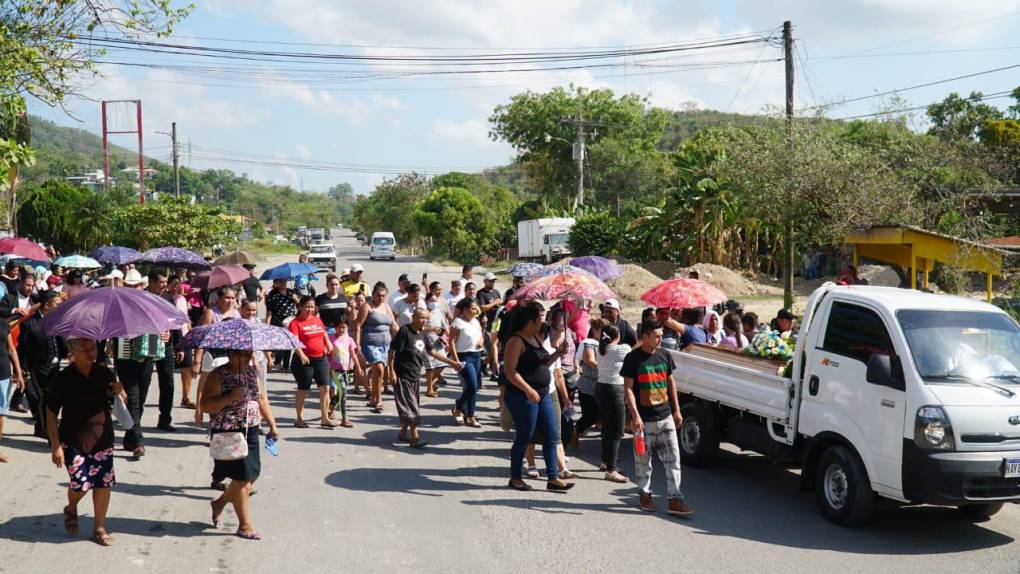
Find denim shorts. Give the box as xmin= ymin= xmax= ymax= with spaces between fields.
xmin=0 ymin=378 xmax=10 ymax=415
xmin=361 ymin=344 xmax=389 ymax=365
xmin=291 ymin=355 xmax=330 ymax=391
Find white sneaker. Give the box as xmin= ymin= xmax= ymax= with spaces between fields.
xmin=526 ymin=466 xmax=540 ymax=479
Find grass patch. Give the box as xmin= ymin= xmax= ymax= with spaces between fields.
xmin=232 ymin=240 xmax=301 ymax=255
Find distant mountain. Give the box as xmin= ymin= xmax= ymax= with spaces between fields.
xmin=20 ymin=115 xmax=149 ymax=183
xmin=658 ymin=109 xmax=780 ymax=150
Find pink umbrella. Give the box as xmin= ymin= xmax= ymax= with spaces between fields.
xmin=513 ymin=272 xmax=615 ymax=302
xmin=189 ymin=265 xmax=251 ymax=290
xmin=640 ymin=278 xmax=727 ymax=309
xmin=0 ymin=237 xmax=49 ymax=261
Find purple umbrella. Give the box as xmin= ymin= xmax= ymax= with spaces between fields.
xmin=569 ymin=256 xmax=622 ymax=281
xmin=89 ymin=245 xmax=143 ymax=266
xmin=531 ymin=263 xmax=598 ymax=280
xmin=41 ymin=287 xmax=190 ymax=339
xmin=137 ymin=246 xmax=212 ymax=270
xmin=181 ymin=319 xmax=304 ymax=351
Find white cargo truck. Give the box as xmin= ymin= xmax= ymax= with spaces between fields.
xmin=668 ymin=283 xmax=1020 ymax=525
xmin=517 ymin=218 xmax=575 ymax=263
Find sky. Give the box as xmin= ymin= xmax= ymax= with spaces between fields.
xmin=29 ymin=0 xmax=1020 ymax=195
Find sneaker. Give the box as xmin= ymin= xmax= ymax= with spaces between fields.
xmin=638 ymin=492 xmax=654 ymax=512
xmin=526 ymin=466 xmax=540 ymax=479
xmin=667 ymin=498 xmax=695 ymax=517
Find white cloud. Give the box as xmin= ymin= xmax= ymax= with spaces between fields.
xmin=295 ymin=144 xmax=313 ymax=160
xmin=430 ymin=119 xmax=502 ymax=149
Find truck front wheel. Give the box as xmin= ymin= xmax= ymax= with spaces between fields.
xmin=815 ymin=445 xmax=874 ymax=526
xmin=957 ymin=503 xmax=1004 ymax=521
xmin=678 ymin=403 xmax=719 ymax=467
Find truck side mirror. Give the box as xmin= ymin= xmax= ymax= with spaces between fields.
xmin=867 ymin=354 xmax=904 ymax=391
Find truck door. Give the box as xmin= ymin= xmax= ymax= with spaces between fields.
xmin=801 ymin=300 xmax=906 ymax=491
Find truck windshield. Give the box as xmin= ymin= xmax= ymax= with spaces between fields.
xmin=310 ymin=246 xmax=331 ymax=253
xmin=897 ymin=310 xmax=1020 ymax=383
xmin=547 ymin=234 xmax=569 ymax=246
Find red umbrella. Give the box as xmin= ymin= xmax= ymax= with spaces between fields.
xmin=188 ymin=265 xmax=251 ymax=291
xmin=640 ymin=278 xmax=727 ymax=309
xmin=514 ymin=272 xmax=615 ymax=302
xmin=0 ymin=237 xmax=49 ymax=261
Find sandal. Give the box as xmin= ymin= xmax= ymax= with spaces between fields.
xmin=452 ymin=408 xmax=464 ymax=425
xmin=466 ymin=418 xmax=482 ymax=428
xmin=63 ymin=506 xmax=79 ymax=536
xmin=372 ymin=405 xmax=383 ymax=414
xmin=180 ymin=398 xmax=196 ymax=409
xmin=294 ymin=420 xmax=309 ymax=429
xmin=425 ymin=391 xmax=438 ymax=398
xmin=320 ymin=421 xmax=338 ymax=430
xmin=235 ymin=529 xmax=262 ymax=541
xmin=340 ymin=420 xmax=354 ymax=428
xmin=559 ymin=469 xmax=578 ymax=480
xmin=93 ymin=528 xmax=114 ymax=546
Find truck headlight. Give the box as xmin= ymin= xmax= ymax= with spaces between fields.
xmin=914 ymin=406 xmax=955 ymax=450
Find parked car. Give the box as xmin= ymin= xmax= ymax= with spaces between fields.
xmin=307 ymin=243 xmax=337 ymax=271
xmin=369 ymin=231 xmax=396 ymax=260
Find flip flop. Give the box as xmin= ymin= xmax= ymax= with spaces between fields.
xmin=294 ymin=420 xmax=309 ymax=429
xmin=235 ymin=529 xmax=262 ymax=541
xmin=339 ymin=421 xmax=354 ymax=428
xmin=93 ymin=529 xmax=114 ymax=546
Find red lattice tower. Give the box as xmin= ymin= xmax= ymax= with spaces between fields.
xmin=101 ymin=100 xmax=145 ymax=202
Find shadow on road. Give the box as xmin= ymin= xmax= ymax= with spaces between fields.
xmin=0 ymin=513 xmax=215 ymax=543
xmin=324 ymin=465 xmax=512 ymax=496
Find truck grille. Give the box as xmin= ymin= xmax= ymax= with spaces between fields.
xmin=963 ymin=477 xmax=1020 ymax=499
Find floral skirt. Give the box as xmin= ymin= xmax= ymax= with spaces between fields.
xmin=64 ymin=446 xmax=116 ymax=492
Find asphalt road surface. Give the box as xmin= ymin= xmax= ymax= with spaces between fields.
xmin=1 ymin=230 xmax=1019 ymax=573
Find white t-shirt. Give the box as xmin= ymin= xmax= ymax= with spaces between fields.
xmin=390 ymin=297 xmax=423 ymax=327
xmin=596 ymin=343 xmax=631 ymax=385
xmin=543 ymin=338 xmax=559 ymax=394
xmin=451 ymin=317 xmax=483 ymax=353
xmin=388 ymin=290 xmax=407 ymax=308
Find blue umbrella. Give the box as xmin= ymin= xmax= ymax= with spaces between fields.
xmin=89 ymin=245 xmax=143 ymax=266
xmin=54 ymin=255 xmax=102 ymax=270
xmin=260 ymin=262 xmax=318 ymax=281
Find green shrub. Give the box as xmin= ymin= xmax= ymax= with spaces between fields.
xmin=569 ymin=210 xmax=626 ymax=257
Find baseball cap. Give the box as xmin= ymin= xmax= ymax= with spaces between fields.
xmin=101 ymin=269 xmax=125 ymax=281
xmin=777 ymin=308 xmax=795 ymax=321
xmin=483 ymin=272 xmax=497 ymax=281
xmin=123 ymin=269 xmax=144 ymax=285
xmin=350 ymin=263 xmax=364 ymax=272
xmin=398 ymin=273 xmax=409 ymax=282
xmin=604 ymin=298 xmax=621 ymax=310
xmin=341 ymin=267 xmax=351 ymax=276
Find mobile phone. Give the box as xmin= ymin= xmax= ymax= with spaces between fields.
xmin=265 ymin=436 xmax=279 ymax=456
xmin=422 ymin=272 xmax=428 ymax=285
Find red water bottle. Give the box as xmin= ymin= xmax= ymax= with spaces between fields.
xmin=634 ymin=428 xmax=647 ymax=456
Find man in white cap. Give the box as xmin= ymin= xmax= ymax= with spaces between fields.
xmin=101 ymin=269 xmax=125 ymax=288
xmin=602 ymin=298 xmax=637 ymax=347
xmin=123 ymin=269 xmax=145 ymax=289
xmin=341 ymin=264 xmax=367 ymax=298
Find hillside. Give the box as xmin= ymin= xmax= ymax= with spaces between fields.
xmin=20 ymin=115 xmax=149 ymax=183
xmin=658 ymin=109 xmax=779 ymax=150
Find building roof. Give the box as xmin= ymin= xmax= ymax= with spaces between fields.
xmin=985 ymin=236 xmax=1020 ymax=249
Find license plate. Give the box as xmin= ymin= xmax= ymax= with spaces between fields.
xmin=1005 ymin=458 xmax=1020 ymax=478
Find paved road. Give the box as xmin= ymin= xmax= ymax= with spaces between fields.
xmin=1 ymin=231 xmax=1019 ymax=573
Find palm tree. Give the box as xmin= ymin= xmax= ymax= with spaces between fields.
xmin=71 ymin=192 xmax=113 ymax=252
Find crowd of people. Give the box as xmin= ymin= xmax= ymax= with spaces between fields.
xmin=0 ymin=251 xmax=805 ymax=545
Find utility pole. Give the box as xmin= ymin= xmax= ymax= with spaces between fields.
xmin=171 ymin=122 xmax=180 ymax=197
xmin=574 ymin=103 xmax=585 ymax=209
xmin=782 ymin=20 xmax=795 ymax=310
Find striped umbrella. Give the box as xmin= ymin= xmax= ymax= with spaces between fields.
xmin=640 ymin=278 xmax=727 ymax=309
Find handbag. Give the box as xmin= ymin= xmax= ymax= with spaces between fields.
xmin=209 ymin=401 xmax=250 ymax=461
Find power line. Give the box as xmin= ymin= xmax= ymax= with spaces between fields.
xmin=800 ymin=62 xmax=1020 ymax=112
xmin=835 ymin=9 xmax=1020 ymax=58
xmin=832 ymin=90 xmax=1015 ymax=120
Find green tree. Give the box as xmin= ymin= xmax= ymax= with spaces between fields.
xmin=112 ymin=196 xmax=240 ymax=252
xmin=926 ymin=91 xmax=1004 ymax=141
xmin=568 ymin=210 xmax=626 ymax=257
xmin=489 ymin=85 xmax=670 ymax=209
xmin=350 ymin=174 xmax=429 ymax=246
xmin=17 ymin=179 xmax=90 ymax=252
xmin=981 ymin=119 xmax=1020 ymax=183
xmin=411 ymin=186 xmax=493 ymax=262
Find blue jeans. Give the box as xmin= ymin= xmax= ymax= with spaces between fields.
xmin=506 ymin=390 xmax=559 ymax=481
xmin=455 ymin=352 xmax=482 ymax=416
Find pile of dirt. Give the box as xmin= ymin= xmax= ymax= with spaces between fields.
xmin=678 ymin=263 xmax=781 ymax=297
xmin=857 ymin=264 xmax=901 ymax=287
xmin=643 ymin=260 xmax=675 ymax=280
xmin=607 ymin=263 xmax=662 ymax=301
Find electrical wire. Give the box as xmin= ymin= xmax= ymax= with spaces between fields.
xmin=831 ymin=90 xmax=1015 ymax=120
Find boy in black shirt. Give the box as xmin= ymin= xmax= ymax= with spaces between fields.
xmin=621 ymin=320 xmax=694 ymax=517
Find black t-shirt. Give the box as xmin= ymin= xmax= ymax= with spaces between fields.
xmin=46 ymin=363 xmax=116 ymax=453
xmin=507 ymin=335 xmax=552 ymax=397
xmin=315 ymin=292 xmax=349 ymax=328
xmin=266 ymin=288 xmax=298 ymax=325
xmin=476 ymin=287 xmax=501 ymax=329
xmin=620 ymin=347 xmax=675 ymax=422
xmin=613 ymin=317 xmax=637 ymax=347
xmin=241 ymin=276 xmax=262 ymax=301
xmin=391 ymin=325 xmax=432 ymax=381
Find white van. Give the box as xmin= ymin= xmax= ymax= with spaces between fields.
xmin=369 ymin=231 xmax=396 ymax=260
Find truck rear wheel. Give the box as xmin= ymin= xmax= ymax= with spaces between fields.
xmin=678 ymin=403 xmax=719 ymax=467
xmin=957 ymin=503 xmax=1004 ymax=521
xmin=815 ymin=445 xmax=874 ymax=526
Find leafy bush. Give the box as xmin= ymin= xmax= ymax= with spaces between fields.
xmin=568 ymin=210 xmax=626 ymax=257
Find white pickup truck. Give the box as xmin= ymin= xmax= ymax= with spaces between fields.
xmin=669 ymin=283 xmax=1020 ymax=525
